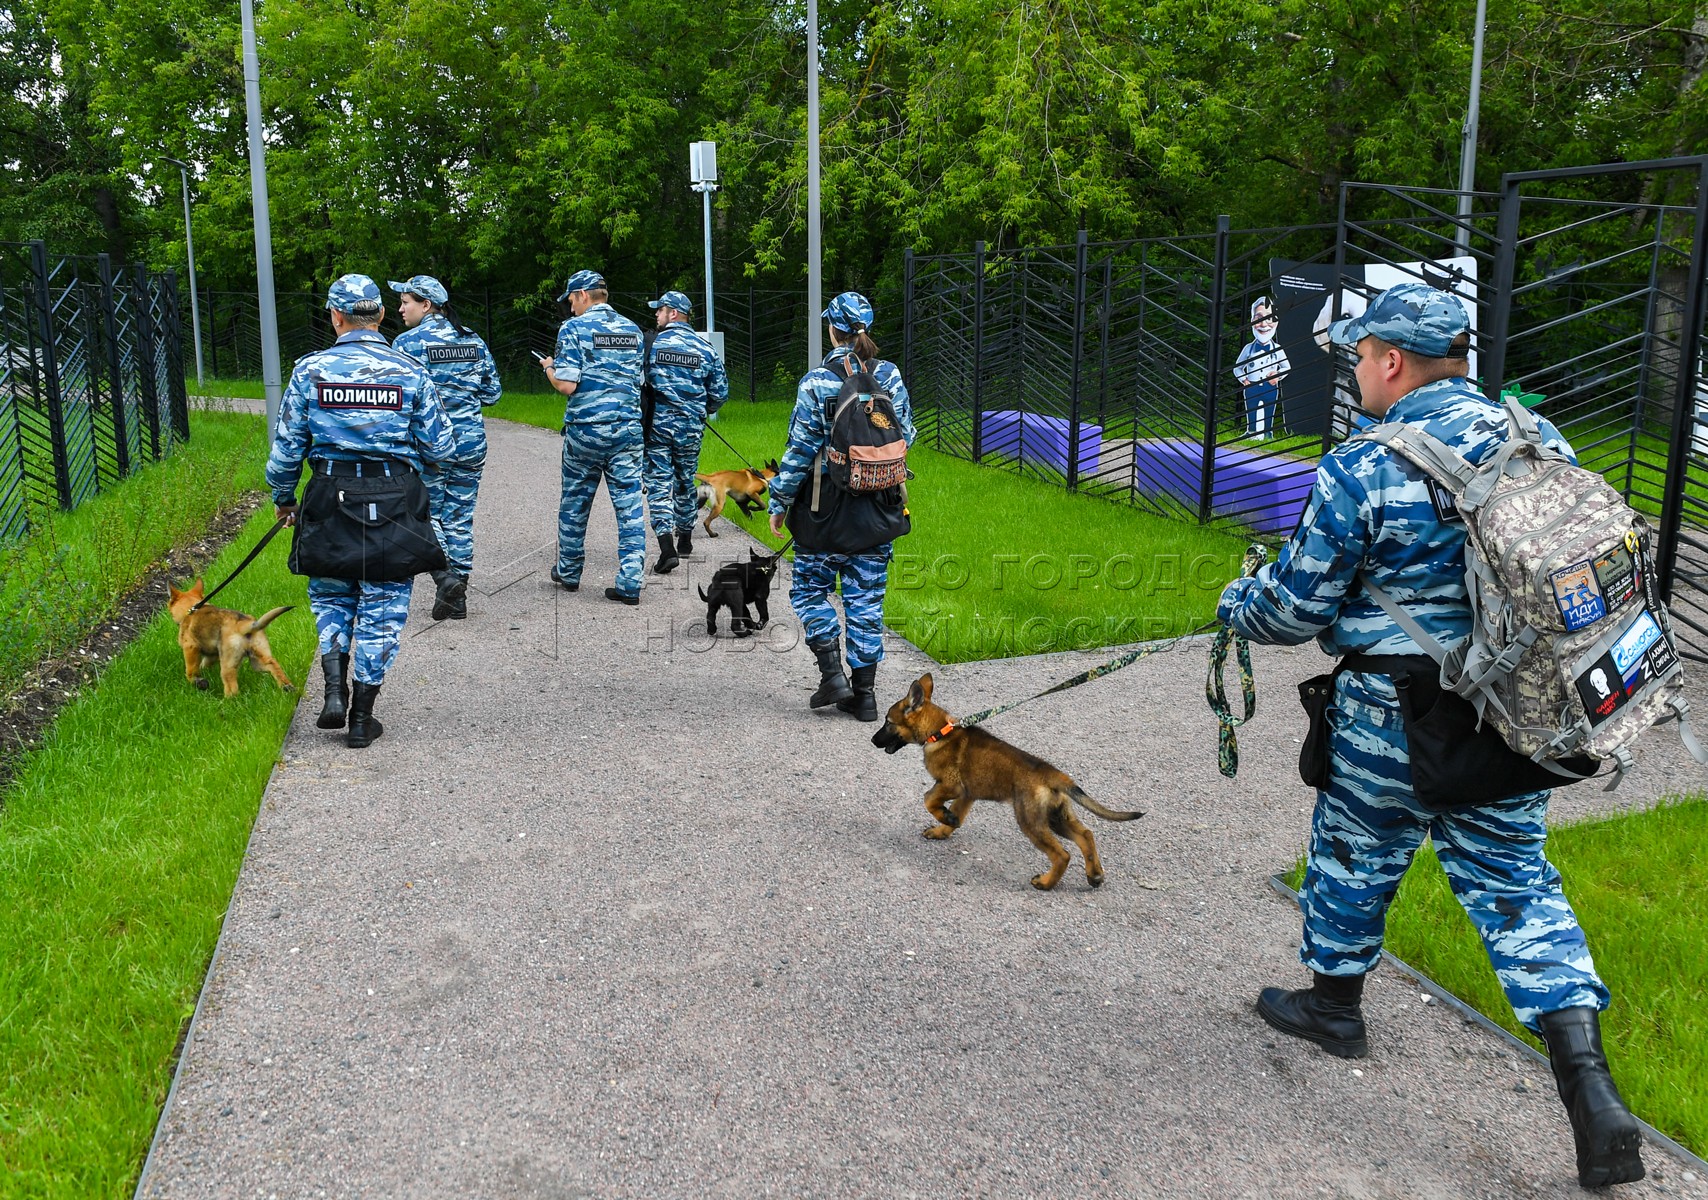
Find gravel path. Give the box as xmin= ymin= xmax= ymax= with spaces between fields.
xmin=139 ymin=417 xmax=1707 ymax=1199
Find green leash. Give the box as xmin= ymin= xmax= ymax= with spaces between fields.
xmin=1206 ymin=545 xmax=1268 ymax=778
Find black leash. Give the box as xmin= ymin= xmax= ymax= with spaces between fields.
xmin=703 ymin=419 xmax=763 ymax=473
xmin=190 ymin=513 xmax=291 ymax=611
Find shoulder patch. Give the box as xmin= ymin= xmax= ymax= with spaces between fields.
xmin=316 ymin=382 xmax=404 ymax=410
xmin=593 ymin=332 xmax=641 ymax=350
xmin=654 ymin=349 xmax=702 ymax=368
xmin=1426 ymin=478 xmax=1463 ymax=524
xmin=425 ymin=345 xmax=483 ymax=364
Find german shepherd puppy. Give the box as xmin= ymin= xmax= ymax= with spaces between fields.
xmin=698 ymin=549 xmax=780 ymax=636
xmin=694 ymin=459 xmax=779 ymax=537
xmin=872 ymin=673 xmax=1142 ymax=890
xmin=167 ymin=580 xmax=295 ymax=698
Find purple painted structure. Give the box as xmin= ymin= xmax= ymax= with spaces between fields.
xmin=1130 ymin=438 xmax=1315 ymax=535
xmin=976 ymin=410 xmax=1102 ymax=477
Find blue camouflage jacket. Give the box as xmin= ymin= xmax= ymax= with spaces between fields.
xmin=552 ymin=303 xmax=644 ymax=437
xmin=392 ymin=313 xmax=500 ymax=463
xmin=266 ymin=330 xmax=455 ymax=505
xmin=1218 ymin=377 xmax=1574 ymax=658
xmin=768 ymin=348 xmax=916 ymax=515
xmin=647 ymin=319 xmax=729 ymax=419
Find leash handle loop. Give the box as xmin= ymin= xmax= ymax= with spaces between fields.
xmin=1207 ymin=544 xmax=1267 ymax=778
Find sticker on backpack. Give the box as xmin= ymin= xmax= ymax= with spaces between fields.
xmin=1550 ymin=562 xmax=1607 ymax=631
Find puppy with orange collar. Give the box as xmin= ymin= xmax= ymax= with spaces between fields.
xmin=872 ymin=673 xmax=1142 ymax=890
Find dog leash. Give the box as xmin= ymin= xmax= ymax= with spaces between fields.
xmin=190 ymin=513 xmax=292 ymax=612
xmin=703 ymin=419 xmax=763 ymax=473
xmin=1206 ymin=545 xmax=1268 ymax=778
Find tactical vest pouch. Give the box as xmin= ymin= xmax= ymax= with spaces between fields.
xmin=1297 ymin=668 xmax=1348 ymax=791
xmin=289 ymin=464 xmax=446 ymax=582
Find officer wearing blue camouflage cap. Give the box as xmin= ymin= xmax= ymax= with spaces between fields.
xmin=1217 ymin=281 xmax=1645 ymax=1188
xmin=767 ymin=291 xmax=916 ymax=720
xmin=642 ymin=289 xmax=728 ymax=573
xmin=536 ymin=269 xmax=647 ymax=603
xmin=267 ymin=272 xmax=455 ymax=749
xmin=390 ymin=275 xmax=501 ymax=620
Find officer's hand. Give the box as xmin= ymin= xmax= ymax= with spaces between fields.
xmin=275 ymin=503 xmax=299 ymax=527
xmin=537 ymin=354 xmax=553 ymax=372
xmin=769 ymin=512 xmax=786 ymax=540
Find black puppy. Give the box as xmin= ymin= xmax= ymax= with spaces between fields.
xmin=698 ymin=550 xmax=780 ymax=637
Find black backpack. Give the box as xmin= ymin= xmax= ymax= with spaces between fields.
xmin=785 ymin=357 xmax=911 ymax=554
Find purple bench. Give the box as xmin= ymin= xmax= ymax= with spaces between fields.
xmin=975 ymin=410 xmax=1102 ymax=478
xmin=1130 ymin=438 xmax=1315 ymax=535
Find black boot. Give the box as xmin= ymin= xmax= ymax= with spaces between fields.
xmin=431 ymin=570 xmax=467 ymax=621
xmin=807 ymin=638 xmax=854 ymax=708
xmin=1256 ymin=971 xmax=1368 ymax=1059
xmin=652 ymin=533 xmax=681 ymax=574
xmin=675 ymin=528 xmax=694 ymax=557
xmin=838 ymin=663 xmax=879 ymax=721
xmin=316 ymin=652 xmax=349 ymax=730
xmin=346 ymin=681 xmax=384 ymax=749
xmin=1537 ymin=1008 xmax=1645 ymax=1188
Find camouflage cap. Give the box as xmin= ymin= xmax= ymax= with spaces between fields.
xmin=557 ymin=269 xmax=607 ymax=302
xmin=648 ymin=290 xmax=695 ymax=313
xmin=388 ymin=275 xmax=448 ymax=305
xmin=1329 ymin=282 xmax=1469 ymax=357
xmin=324 ymin=273 xmax=383 ymax=313
xmin=822 ymin=291 xmax=875 ymax=333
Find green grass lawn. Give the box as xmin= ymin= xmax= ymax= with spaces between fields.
xmin=0 ymin=412 xmax=269 ymax=696
xmin=1284 ymin=796 xmax=1707 ymax=1155
xmin=493 ymin=398 xmax=1256 ymax=663
xmin=0 ymin=502 xmax=315 ymax=1196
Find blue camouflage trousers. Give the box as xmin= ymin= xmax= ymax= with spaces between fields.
xmin=308 ymin=577 xmax=414 ymax=685
xmin=643 ymin=422 xmax=705 ymax=535
xmin=1302 ymin=671 xmax=1609 ymax=1031
xmin=557 ymin=422 xmax=646 ymax=596
xmin=790 ymin=547 xmax=891 ymax=668
xmin=426 ymin=459 xmax=484 ymax=576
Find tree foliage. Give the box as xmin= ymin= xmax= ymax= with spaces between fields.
xmin=2 ymin=0 xmax=1704 ymax=294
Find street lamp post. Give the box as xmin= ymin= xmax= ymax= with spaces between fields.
xmin=690 ymin=141 xmax=719 ymax=338
xmin=240 ymin=0 xmax=284 ymax=442
xmin=1454 ymin=0 xmax=1489 ymax=255
xmin=806 ymin=0 xmax=822 ymax=368
xmin=161 ymin=156 xmax=205 ymax=390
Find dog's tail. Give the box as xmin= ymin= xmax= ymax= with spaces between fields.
xmin=695 ymin=482 xmax=713 ymax=510
xmin=697 ymin=585 xmax=709 ymax=602
xmin=247 ymin=605 xmax=294 ymax=633
xmin=1067 ymin=785 xmax=1143 ymax=822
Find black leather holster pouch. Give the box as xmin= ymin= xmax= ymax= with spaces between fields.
xmin=289 ymin=460 xmax=447 ymax=582
xmin=1297 ymin=665 xmax=1349 ymax=790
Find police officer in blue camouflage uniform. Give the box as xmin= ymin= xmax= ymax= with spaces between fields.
xmin=642 ymin=289 xmax=729 ymax=574
xmin=536 ymin=269 xmax=647 ymax=604
xmin=390 ymin=275 xmax=501 ymax=620
xmin=267 ymin=273 xmax=455 ymax=749
xmin=767 ymin=292 xmax=916 ymax=721
xmin=1217 ymin=283 xmax=1645 ymax=1189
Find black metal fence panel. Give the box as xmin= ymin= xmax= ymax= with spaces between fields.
xmin=0 ymin=241 xmax=190 ymax=543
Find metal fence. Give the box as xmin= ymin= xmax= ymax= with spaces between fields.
xmin=903 ymin=156 xmax=1708 ymax=659
xmin=0 ymin=241 xmax=189 ymax=543
xmin=184 ymin=282 xmax=880 ymax=402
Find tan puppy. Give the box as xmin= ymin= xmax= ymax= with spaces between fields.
xmin=694 ymin=459 xmax=779 ymax=536
xmin=167 ymin=580 xmax=294 ymax=698
xmin=872 ymin=673 xmax=1142 ymax=890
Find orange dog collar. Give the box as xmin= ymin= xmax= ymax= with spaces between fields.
xmin=924 ymin=722 xmax=957 ymax=744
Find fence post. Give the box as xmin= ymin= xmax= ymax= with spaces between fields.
xmin=161 ymin=270 xmax=190 ymax=442
xmin=28 ymin=241 xmax=74 ymax=509
xmin=1628 ymin=211 xmax=1669 ymax=497
xmin=133 ymin=265 xmax=164 ymax=460
xmin=972 ymin=241 xmax=986 ymax=461
xmin=1482 ymin=176 xmax=1523 ymax=406
xmin=207 ymin=290 xmax=219 ymax=377
xmin=1097 ymin=252 xmax=1113 ymax=427
xmin=1323 ymin=187 xmax=1351 ymax=456
xmin=1196 ymin=216 xmax=1231 ymax=523
xmin=98 ymin=254 xmax=132 ymax=478
xmin=1655 ymin=161 xmax=1708 ymax=602
xmin=1066 ymin=229 xmax=1089 ymax=490
xmin=748 ymin=282 xmax=757 ymax=401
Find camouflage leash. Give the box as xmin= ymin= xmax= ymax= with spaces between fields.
xmin=1206 ymin=545 xmax=1269 ymax=778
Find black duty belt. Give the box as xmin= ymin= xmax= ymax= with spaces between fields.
xmin=1340 ymin=652 xmax=1436 ymax=677
xmin=312 ymin=458 xmax=412 ymax=478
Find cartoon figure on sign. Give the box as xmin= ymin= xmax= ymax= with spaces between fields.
xmin=1233 ymin=296 xmax=1291 ymax=439
xmin=1589 ymin=668 xmax=1610 ymax=699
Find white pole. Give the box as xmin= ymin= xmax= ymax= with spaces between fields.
xmin=1454 ymin=0 xmax=1488 ymax=256
xmin=702 ymin=186 xmax=716 ymax=333
xmin=167 ymin=160 xmax=205 ymax=389
xmin=240 ymin=0 xmax=283 ymax=443
xmin=806 ymin=0 xmax=822 ymax=368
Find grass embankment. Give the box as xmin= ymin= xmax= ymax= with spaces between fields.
xmin=491 ymin=397 xmax=1256 ymax=663
xmin=0 ymin=493 xmax=315 ymax=1195
xmin=1283 ymin=797 xmax=1707 ymax=1155
xmin=0 ymin=412 xmax=267 ymax=697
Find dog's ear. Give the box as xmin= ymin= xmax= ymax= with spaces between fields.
xmin=190 ymin=578 xmax=205 ymax=596
xmin=168 ymin=583 xmax=182 ymax=601
xmin=907 ymin=673 xmax=932 ymax=711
